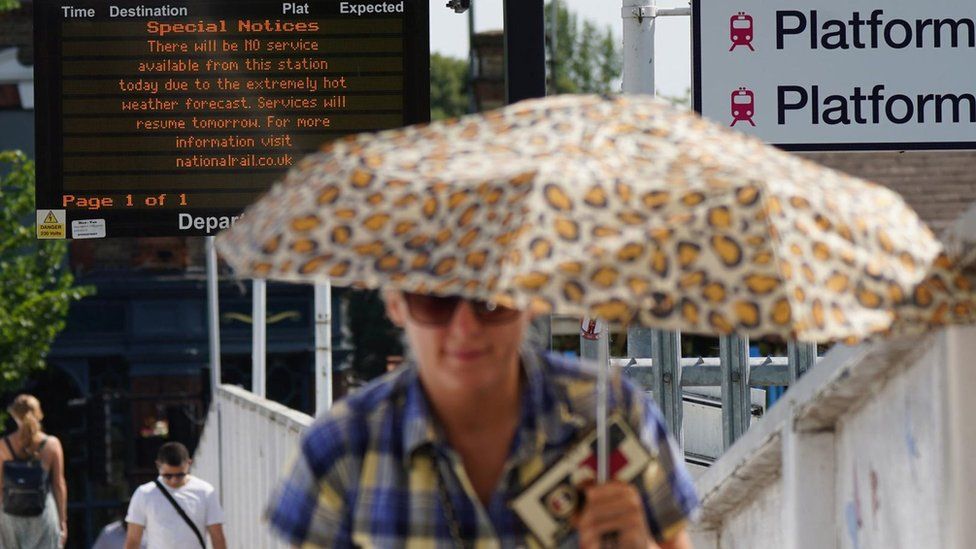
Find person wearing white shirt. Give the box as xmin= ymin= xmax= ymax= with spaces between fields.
xmin=124 ymin=442 xmax=226 ymax=549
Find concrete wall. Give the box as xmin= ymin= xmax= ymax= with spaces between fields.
xmin=834 ymin=342 xmax=944 ymax=549
xmin=194 ymin=385 xmax=312 ymax=549
xmin=690 ymin=327 xmax=976 ymax=549
xmin=718 ymin=483 xmax=784 ymax=549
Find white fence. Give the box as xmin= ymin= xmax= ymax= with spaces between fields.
xmin=689 ymin=327 xmax=976 ymax=549
xmin=194 ymin=385 xmax=313 ymax=549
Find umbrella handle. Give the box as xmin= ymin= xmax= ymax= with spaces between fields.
xmin=595 ymin=319 xmax=610 ymax=484
xmin=596 ymin=322 xmax=623 ymax=548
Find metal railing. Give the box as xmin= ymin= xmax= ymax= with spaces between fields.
xmin=586 ymin=326 xmax=818 ymax=452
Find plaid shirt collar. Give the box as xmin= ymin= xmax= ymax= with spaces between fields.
xmin=399 ymin=350 xmax=589 ymax=468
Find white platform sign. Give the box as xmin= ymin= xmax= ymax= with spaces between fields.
xmin=693 ymin=0 xmax=976 ymax=150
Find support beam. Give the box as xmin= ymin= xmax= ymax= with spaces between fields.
xmin=621 ymin=0 xmax=656 ymax=95
xmin=503 ymin=0 xmax=546 ymax=103
xmin=204 ymin=235 xmax=223 ymax=499
xmin=251 ymin=279 xmax=266 ymax=398
xmin=651 ymin=330 xmax=683 ymax=448
xmin=720 ymin=334 xmax=751 ymax=449
xmin=205 ymin=236 xmax=222 ymax=389
xmin=314 ymin=282 xmax=333 ymax=414
xmin=626 ymin=326 xmax=653 ymax=359
xmin=788 ymin=340 xmax=817 ymax=384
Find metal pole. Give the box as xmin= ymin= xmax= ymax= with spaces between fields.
xmin=205 ymin=236 xmax=222 ymax=390
xmin=503 ymin=0 xmax=546 ymax=103
xmin=252 ymin=279 xmax=266 ymax=398
xmin=314 ymin=282 xmax=333 ymax=414
xmin=549 ymin=0 xmax=558 ymax=94
xmin=466 ymin=0 xmax=477 ymax=113
xmin=622 ymin=0 xmax=656 ymax=95
xmin=596 ymin=326 xmax=610 ymax=483
xmin=720 ymin=334 xmax=752 ymax=449
xmin=204 ymin=235 xmax=223 ymax=499
xmin=622 ymin=0 xmax=691 ymax=452
xmin=581 ymin=320 xmax=611 ymax=483
xmin=652 ymin=330 xmax=684 ymax=448
xmin=788 ymin=341 xmax=817 ymax=384
xmin=622 ymin=0 xmax=691 ymax=94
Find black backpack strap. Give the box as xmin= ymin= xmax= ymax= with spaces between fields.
xmin=153 ymin=479 xmax=206 ymax=548
xmin=3 ymin=437 xmax=20 ymax=461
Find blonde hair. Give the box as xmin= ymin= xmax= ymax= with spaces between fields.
xmin=8 ymin=394 xmax=43 ymax=454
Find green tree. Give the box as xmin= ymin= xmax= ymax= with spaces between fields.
xmin=430 ymin=53 xmax=470 ymax=120
xmin=548 ymin=2 xmax=622 ymax=95
xmin=0 ymin=151 xmax=93 ymax=389
xmin=0 ymin=0 xmax=19 ymax=12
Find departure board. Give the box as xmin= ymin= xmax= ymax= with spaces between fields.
xmin=34 ymin=0 xmax=429 ymax=238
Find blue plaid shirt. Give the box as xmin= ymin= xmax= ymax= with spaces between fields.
xmin=267 ymin=351 xmax=698 ymax=548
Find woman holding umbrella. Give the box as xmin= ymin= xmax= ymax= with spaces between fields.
xmin=264 ymin=290 xmax=697 ymax=547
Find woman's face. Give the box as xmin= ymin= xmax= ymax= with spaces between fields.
xmin=385 ymin=292 xmax=532 ymax=395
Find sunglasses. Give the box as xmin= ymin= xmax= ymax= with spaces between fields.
xmin=160 ymin=472 xmax=187 ymax=480
xmin=401 ymin=292 xmax=520 ymax=326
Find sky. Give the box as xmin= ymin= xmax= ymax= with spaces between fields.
xmin=427 ymin=0 xmax=692 ymax=98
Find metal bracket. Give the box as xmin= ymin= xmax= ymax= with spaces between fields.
xmin=621 ymin=5 xmax=690 ymax=22
xmin=622 ymin=5 xmax=657 ymax=24
xmin=446 ymin=0 xmax=470 ymax=14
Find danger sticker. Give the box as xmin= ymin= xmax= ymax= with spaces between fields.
xmin=36 ymin=210 xmax=66 ymax=239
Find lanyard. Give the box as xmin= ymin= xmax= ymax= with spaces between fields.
xmin=429 ymin=448 xmax=471 ymax=549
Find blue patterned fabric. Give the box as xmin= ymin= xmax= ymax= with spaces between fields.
xmin=267 ymin=350 xmax=699 ymax=548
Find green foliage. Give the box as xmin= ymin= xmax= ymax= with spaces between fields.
xmin=0 ymin=0 xmax=20 ymax=12
xmin=0 ymin=151 xmax=93 ymax=390
xmin=548 ymin=2 xmax=622 ymax=95
xmin=661 ymin=87 xmax=692 ymax=109
xmin=430 ymin=53 xmax=470 ymax=121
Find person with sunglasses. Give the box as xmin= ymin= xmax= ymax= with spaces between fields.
xmin=267 ymin=291 xmax=698 ymax=548
xmin=124 ymin=442 xmax=227 ymax=549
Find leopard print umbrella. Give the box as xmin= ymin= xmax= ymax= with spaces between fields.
xmin=216 ymin=94 xmax=943 ymax=343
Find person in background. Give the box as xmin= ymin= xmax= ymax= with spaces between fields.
xmin=0 ymin=394 xmax=68 ymax=548
xmin=92 ymin=501 xmax=145 ymax=549
xmin=124 ymin=442 xmax=226 ymax=549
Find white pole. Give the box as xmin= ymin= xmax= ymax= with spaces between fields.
xmin=622 ymin=0 xmax=656 ymax=95
xmin=595 ymin=321 xmax=610 ymax=483
xmin=581 ymin=319 xmax=611 ymax=483
xmin=622 ymin=0 xmax=690 ymax=95
xmin=314 ymin=282 xmax=333 ymax=414
xmin=205 ymin=236 xmax=222 ymax=391
xmin=204 ymin=236 xmax=223 ymax=498
xmin=252 ymin=279 xmax=267 ymax=398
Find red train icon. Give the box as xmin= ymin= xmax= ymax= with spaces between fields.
xmin=730 ymin=87 xmax=755 ymax=127
xmin=729 ymin=12 xmax=755 ymax=51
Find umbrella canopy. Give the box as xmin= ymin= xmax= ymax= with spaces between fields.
xmin=216 ymin=94 xmax=941 ymax=343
